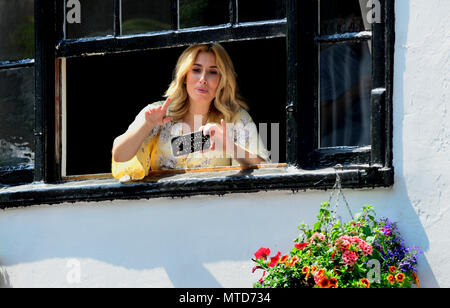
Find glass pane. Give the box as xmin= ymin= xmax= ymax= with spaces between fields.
xmin=179 ymin=0 xmax=229 ymax=28
xmin=238 ymin=0 xmax=286 ymax=23
xmin=0 ymin=67 xmax=35 ymax=169
xmin=0 ymin=0 xmax=35 ymax=61
xmin=65 ymin=0 xmax=114 ymax=39
xmin=122 ymin=0 xmax=172 ymax=35
xmin=319 ymin=41 xmax=372 ymax=147
xmin=320 ymin=0 xmax=370 ymax=35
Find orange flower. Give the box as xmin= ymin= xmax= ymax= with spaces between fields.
xmin=280 ymin=254 xmax=289 ymax=263
xmin=302 ymin=266 xmax=310 ymax=281
xmin=333 ymin=265 xmax=340 ymax=275
xmin=287 ymin=256 xmax=299 ymax=267
xmin=318 ymin=278 xmax=331 ymax=288
xmin=395 ymin=273 xmax=405 ymax=282
xmin=387 ymin=274 xmax=395 ymax=284
xmin=329 ymin=277 xmax=338 ymax=288
xmin=389 ymin=266 xmax=397 ymax=273
xmin=360 ymin=278 xmax=370 ymax=288
xmin=412 ymin=272 xmax=420 ymax=288
xmin=311 ymin=265 xmax=317 ymax=273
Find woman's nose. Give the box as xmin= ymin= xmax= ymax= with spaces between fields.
xmin=199 ymin=71 xmax=207 ymax=84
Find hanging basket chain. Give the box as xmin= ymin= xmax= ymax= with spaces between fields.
xmin=329 ymin=165 xmax=354 ymax=221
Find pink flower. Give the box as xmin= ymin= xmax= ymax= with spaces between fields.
xmin=336 ymin=235 xmax=352 ymax=251
xmin=342 ymin=250 xmax=359 ymax=266
xmin=358 ymin=242 xmax=373 ymax=256
xmin=310 ymin=232 xmax=325 ymax=242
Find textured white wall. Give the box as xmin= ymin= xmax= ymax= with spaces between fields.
xmin=0 ymin=0 xmax=449 ymax=288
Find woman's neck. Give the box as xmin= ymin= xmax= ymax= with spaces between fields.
xmin=184 ymin=101 xmax=212 ymax=131
xmin=187 ymin=100 xmax=211 ymax=117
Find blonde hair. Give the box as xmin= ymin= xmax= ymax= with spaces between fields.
xmin=164 ymin=43 xmax=248 ymax=123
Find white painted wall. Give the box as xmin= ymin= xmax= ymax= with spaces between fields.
xmin=0 ymin=0 xmax=449 ymax=288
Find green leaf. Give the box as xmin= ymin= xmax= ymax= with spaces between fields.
xmin=313 ymin=221 xmax=322 ymax=232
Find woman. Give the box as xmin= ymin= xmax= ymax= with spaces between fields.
xmin=112 ymin=43 xmax=270 ymax=180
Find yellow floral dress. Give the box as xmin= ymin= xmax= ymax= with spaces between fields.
xmin=112 ymin=101 xmax=270 ymax=180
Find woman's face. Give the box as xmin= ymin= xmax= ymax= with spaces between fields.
xmin=185 ymin=51 xmax=220 ymax=107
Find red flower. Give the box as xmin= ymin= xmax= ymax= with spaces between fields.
xmin=295 ymin=242 xmax=309 ymax=250
xmin=259 ymin=271 xmax=266 ymax=282
xmin=268 ymin=251 xmax=281 ymax=267
xmin=254 ymin=247 xmax=271 ymax=260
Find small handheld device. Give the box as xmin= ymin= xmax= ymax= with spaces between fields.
xmin=171 ymin=131 xmax=211 ymax=157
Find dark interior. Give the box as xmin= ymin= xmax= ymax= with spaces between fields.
xmin=66 ymin=37 xmax=286 ymax=175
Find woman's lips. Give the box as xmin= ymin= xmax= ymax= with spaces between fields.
xmin=195 ymin=88 xmax=208 ymax=94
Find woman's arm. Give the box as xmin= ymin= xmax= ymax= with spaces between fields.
xmin=112 ymin=98 xmax=172 ymax=162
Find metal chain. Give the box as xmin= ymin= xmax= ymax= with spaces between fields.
xmin=329 ymin=165 xmax=354 ymax=220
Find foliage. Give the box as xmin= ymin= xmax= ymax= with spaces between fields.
xmin=252 ymin=202 xmax=422 ymax=288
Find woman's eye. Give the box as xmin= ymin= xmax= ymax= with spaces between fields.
xmin=209 ymin=70 xmax=218 ymax=75
xmin=193 ymin=68 xmax=201 ymax=73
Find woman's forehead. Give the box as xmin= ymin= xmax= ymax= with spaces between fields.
xmin=194 ymin=51 xmax=217 ymax=67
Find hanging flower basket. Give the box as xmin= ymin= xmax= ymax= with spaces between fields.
xmin=251 ymin=202 xmax=422 ymax=288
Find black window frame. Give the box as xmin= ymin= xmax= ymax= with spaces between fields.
xmin=0 ymin=5 xmax=36 ymax=186
xmin=0 ymin=0 xmax=395 ymax=208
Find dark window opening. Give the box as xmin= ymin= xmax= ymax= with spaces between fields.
xmin=65 ymin=37 xmax=286 ymax=176
xmin=65 ymin=0 xmax=114 ymax=39
xmin=179 ymin=0 xmax=230 ymax=28
xmin=319 ymin=40 xmax=372 ymax=147
xmin=238 ymin=0 xmax=286 ymax=23
xmin=121 ymin=0 xmax=172 ymax=35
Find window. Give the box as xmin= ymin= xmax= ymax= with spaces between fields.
xmin=287 ymin=0 xmax=394 ymax=172
xmin=0 ymin=0 xmax=394 ymax=207
xmin=57 ymin=0 xmax=287 ymax=179
xmin=0 ymin=0 xmax=35 ymax=186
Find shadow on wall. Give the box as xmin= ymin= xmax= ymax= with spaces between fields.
xmin=389 ymin=0 xmax=439 ymax=287
xmin=0 ymin=192 xmax=321 ymax=288
xmin=0 ymin=266 xmax=11 ymax=288
xmin=346 ymin=0 xmax=439 ymax=287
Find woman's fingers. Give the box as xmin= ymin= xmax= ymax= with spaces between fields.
xmin=162 ymin=97 xmax=171 ymax=114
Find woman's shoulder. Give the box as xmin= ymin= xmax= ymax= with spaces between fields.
xmin=231 ymin=107 xmax=253 ymax=123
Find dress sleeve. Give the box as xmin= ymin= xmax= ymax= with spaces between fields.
xmin=231 ymin=109 xmax=271 ymax=164
xmin=111 ymin=101 xmax=164 ymax=180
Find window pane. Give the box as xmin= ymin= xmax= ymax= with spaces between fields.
xmin=65 ymin=0 xmax=114 ymax=39
xmin=319 ymin=41 xmax=372 ymax=147
xmin=320 ymin=0 xmax=370 ymax=35
xmin=238 ymin=0 xmax=286 ymax=23
xmin=0 ymin=67 xmax=35 ymax=169
xmin=0 ymin=0 xmax=34 ymax=61
xmin=179 ymin=0 xmax=229 ymax=28
xmin=121 ymin=0 xmax=171 ymax=35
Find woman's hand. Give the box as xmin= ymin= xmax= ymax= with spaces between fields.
xmin=143 ymin=97 xmax=173 ymax=131
xmin=199 ymin=119 xmax=267 ymax=166
xmin=112 ymin=98 xmax=172 ymax=162
xmin=199 ymin=119 xmax=234 ymax=157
